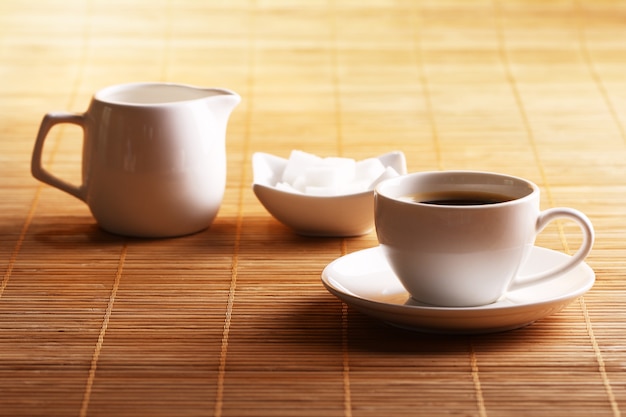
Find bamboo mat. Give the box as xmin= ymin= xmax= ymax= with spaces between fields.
xmin=1 ymin=0 xmax=626 ymax=416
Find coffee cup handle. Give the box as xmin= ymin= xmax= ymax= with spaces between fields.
xmin=508 ymin=207 xmax=594 ymax=291
xmin=31 ymin=112 xmax=87 ymax=202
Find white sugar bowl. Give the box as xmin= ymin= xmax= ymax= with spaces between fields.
xmin=252 ymin=150 xmax=407 ymax=237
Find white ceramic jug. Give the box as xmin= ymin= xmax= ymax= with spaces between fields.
xmin=32 ymin=82 xmax=240 ymax=238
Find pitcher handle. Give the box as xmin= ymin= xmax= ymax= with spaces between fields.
xmin=31 ymin=112 xmax=86 ymax=201
xmin=508 ymin=207 xmax=594 ymax=291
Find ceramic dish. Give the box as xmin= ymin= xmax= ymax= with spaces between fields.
xmin=321 ymin=246 xmax=595 ymax=334
xmin=252 ymin=151 xmax=407 ymax=236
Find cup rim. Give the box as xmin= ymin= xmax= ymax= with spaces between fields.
xmin=375 ymin=170 xmax=538 ymax=208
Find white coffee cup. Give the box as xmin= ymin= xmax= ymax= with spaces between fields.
xmin=32 ymin=82 xmax=240 ymax=238
xmin=374 ymin=171 xmax=594 ymax=307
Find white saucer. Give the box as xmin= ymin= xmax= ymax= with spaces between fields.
xmin=321 ymin=246 xmax=595 ymax=334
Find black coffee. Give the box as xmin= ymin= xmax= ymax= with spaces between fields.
xmin=402 ymin=191 xmax=514 ymax=206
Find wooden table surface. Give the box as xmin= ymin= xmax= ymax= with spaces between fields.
xmin=1 ymin=1 xmax=625 ymax=416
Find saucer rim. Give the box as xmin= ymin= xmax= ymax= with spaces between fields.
xmin=321 ymin=245 xmax=595 ymax=333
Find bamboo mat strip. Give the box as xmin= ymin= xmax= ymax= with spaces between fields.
xmin=580 ymin=297 xmax=621 ymax=417
xmin=469 ymin=342 xmax=488 ymax=417
xmin=342 ymin=307 xmax=353 ymax=417
xmin=215 ymin=7 xmax=255 ymax=414
xmin=411 ymin=5 xmax=445 ymax=172
xmin=0 ymin=187 xmax=38 ymax=299
xmin=574 ymin=0 xmax=626 ymax=145
xmin=79 ymin=244 xmax=126 ymax=417
xmin=340 ymin=242 xmax=352 ymax=417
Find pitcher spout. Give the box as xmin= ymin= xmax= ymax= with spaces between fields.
xmin=203 ymin=88 xmax=241 ymax=121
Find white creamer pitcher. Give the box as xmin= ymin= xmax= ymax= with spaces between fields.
xmin=32 ymin=82 xmax=240 ymax=237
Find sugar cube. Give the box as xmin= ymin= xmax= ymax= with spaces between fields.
xmin=281 ymin=150 xmax=322 ymax=184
